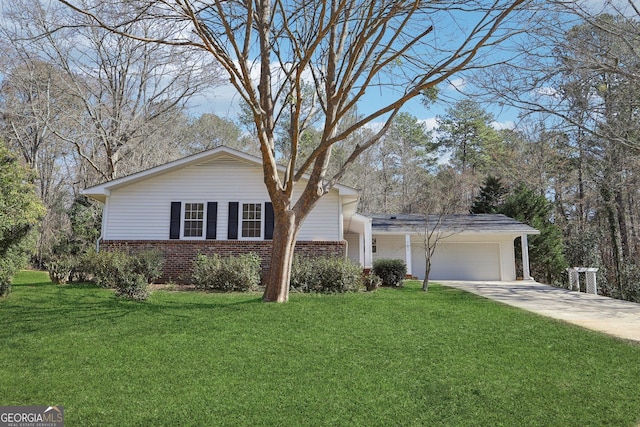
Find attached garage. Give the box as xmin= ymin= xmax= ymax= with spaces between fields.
xmin=367 ymin=214 xmax=539 ymax=282
xmin=423 ymin=242 xmax=502 ymax=281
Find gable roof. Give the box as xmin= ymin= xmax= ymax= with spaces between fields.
xmin=82 ymin=145 xmax=360 ymax=203
xmin=369 ymin=213 xmax=539 ymax=235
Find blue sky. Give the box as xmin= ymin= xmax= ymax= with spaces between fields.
xmin=185 ymin=0 xmax=634 ymax=133
xmin=188 ymin=75 xmax=517 ymax=132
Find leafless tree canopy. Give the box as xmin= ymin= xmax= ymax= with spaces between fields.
xmin=57 ymin=0 xmax=528 ymax=191
xmin=1 ymin=0 xmax=224 ymax=181
xmin=53 ymin=0 xmax=529 ymax=302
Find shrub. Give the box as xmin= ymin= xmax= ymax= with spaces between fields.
xmin=372 ymin=259 xmax=406 ymax=287
xmin=290 ymin=256 xmax=363 ymax=293
xmin=0 ymin=142 xmax=46 ymax=296
xmin=363 ymin=274 xmax=383 ymax=292
xmin=192 ymin=253 xmax=261 ymax=292
xmin=0 ymin=272 xmax=11 ymax=297
xmin=131 ymin=249 xmax=164 ymax=284
xmin=71 ymin=252 xmax=95 ymax=283
xmin=113 ymin=273 xmax=150 ymax=301
xmin=0 ymin=251 xmax=20 ymax=297
xmin=87 ymin=250 xmax=132 ymax=289
xmin=45 ymin=256 xmax=77 ymax=284
xmin=84 ymin=249 xmax=164 ymax=301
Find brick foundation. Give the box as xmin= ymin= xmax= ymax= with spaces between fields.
xmin=100 ymin=240 xmax=347 ymax=283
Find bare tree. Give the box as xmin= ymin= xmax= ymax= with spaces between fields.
xmin=413 ymin=178 xmax=464 ymax=290
xmin=56 ymin=0 xmax=529 ymax=302
xmin=0 ymin=59 xmax=73 ymax=204
xmin=1 ymin=0 xmax=224 ymax=182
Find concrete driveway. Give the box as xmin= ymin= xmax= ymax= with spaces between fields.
xmin=438 ymin=280 xmax=640 ymax=344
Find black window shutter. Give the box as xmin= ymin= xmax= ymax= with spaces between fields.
xmin=265 ymin=202 xmax=274 ymax=240
xmin=206 ymin=202 xmax=218 ymax=240
xmin=228 ymin=202 xmax=239 ymax=240
xmin=169 ymin=202 xmax=181 ymax=239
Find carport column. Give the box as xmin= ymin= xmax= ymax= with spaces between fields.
xmin=521 ymin=234 xmax=532 ymax=280
xmin=405 ymin=234 xmax=412 ymax=277
xmin=363 ymin=217 xmax=373 ymax=270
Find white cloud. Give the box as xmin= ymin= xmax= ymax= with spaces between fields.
xmin=419 ymin=117 xmax=439 ymax=131
xmin=448 ymin=78 xmax=466 ymax=91
xmin=491 ymin=120 xmax=515 ymax=130
xmin=189 ymin=84 xmax=242 ymax=118
xmin=535 ymin=86 xmax=559 ymax=98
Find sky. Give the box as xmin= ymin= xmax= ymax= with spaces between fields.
xmin=188 ymin=75 xmax=517 ymax=133
xmin=185 ymin=0 xmax=636 ymax=132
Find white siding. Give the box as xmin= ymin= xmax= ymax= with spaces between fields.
xmin=103 ymin=159 xmax=341 ymax=241
xmin=372 ymin=234 xmax=407 ymax=262
xmin=345 ymin=233 xmax=360 ymax=264
xmin=299 ymin=191 xmax=341 ymax=240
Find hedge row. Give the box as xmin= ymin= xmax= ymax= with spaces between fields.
xmin=46 ymin=250 xmax=409 ymax=298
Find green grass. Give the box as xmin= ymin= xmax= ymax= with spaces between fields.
xmin=2 ymin=270 xmax=640 ymax=426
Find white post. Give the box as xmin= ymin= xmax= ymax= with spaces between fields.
xmin=363 ymin=217 xmax=373 ymax=270
xmin=567 ymin=268 xmax=579 ymax=291
xmin=585 ymin=268 xmax=598 ymax=294
xmin=521 ymin=234 xmax=532 ymax=280
xmin=405 ymin=234 xmax=412 ymax=277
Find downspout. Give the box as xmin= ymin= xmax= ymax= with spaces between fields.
xmin=96 ymin=235 xmax=103 ymax=253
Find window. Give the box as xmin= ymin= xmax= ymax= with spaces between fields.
xmin=372 ymin=238 xmax=377 ymax=254
xmin=184 ymin=203 xmax=204 ymax=237
xmin=242 ymin=203 xmax=262 ymax=238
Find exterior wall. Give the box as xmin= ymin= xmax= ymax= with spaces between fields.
xmin=101 ymin=239 xmax=346 ymax=283
xmin=372 ymin=234 xmax=407 ymax=262
xmin=102 ymin=157 xmax=342 ymax=241
xmin=344 ymin=233 xmax=360 ymax=265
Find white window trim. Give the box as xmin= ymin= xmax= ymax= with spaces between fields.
xmin=239 ymin=201 xmax=264 ymax=241
xmin=181 ymin=202 xmax=207 ymax=240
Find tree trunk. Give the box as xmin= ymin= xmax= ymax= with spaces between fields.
xmin=422 ymin=258 xmax=431 ymax=291
xmin=262 ymin=209 xmax=299 ymax=303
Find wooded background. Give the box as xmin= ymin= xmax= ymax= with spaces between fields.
xmin=1 ymin=1 xmax=639 ymax=301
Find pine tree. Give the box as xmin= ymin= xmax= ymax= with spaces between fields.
xmin=500 ymin=185 xmax=567 ymax=285
xmin=470 ymin=176 xmax=507 ymax=214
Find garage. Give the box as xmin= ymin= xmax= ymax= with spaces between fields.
xmin=427 ymin=242 xmax=501 ymax=281
xmin=368 ymin=214 xmax=539 ymax=282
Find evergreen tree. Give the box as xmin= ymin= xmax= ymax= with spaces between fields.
xmin=436 ymin=99 xmax=501 ymax=174
xmin=470 ymin=176 xmax=507 ymax=214
xmin=500 ymin=185 xmax=567 ymax=285
xmin=0 ymin=141 xmax=45 ymax=295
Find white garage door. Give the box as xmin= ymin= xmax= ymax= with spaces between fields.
xmin=427 ymin=242 xmax=501 ymax=281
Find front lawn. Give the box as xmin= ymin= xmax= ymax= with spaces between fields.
xmin=2 ymin=271 xmax=640 ymax=426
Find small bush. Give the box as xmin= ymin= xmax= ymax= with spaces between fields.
xmin=45 ymin=256 xmax=77 ymax=284
xmin=71 ymin=252 xmax=94 ymax=282
xmin=0 ymin=255 xmax=23 ymax=297
xmin=372 ymin=259 xmax=407 ymax=287
xmin=0 ymin=273 xmax=11 ymax=297
xmin=192 ymin=253 xmax=261 ymax=292
xmin=84 ymin=250 xmax=163 ymax=301
xmin=131 ymin=249 xmax=164 ymax=284
xmin=87 ymin=250 xmax=132 ymax=289
xmin=363 ymin=274 xmax=383 ymax=292
xmin=290 ymin=256 xmax=363 ymax=293
xmin=113 ymin=273 xmax=150 ymax=301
